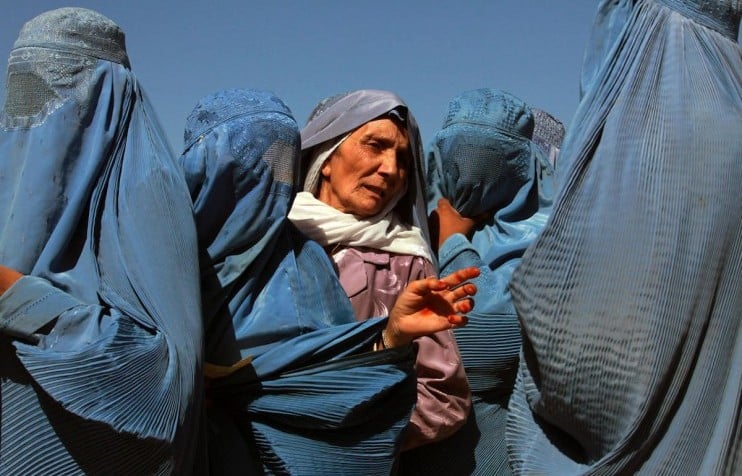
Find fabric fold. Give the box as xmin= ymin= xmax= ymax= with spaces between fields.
xmin=0 ymin=8 xmax=203 ymax=473
xmin=507 ymin=1 xmax=741 ymax=474
xmin=179 ymin=88 xmax=418 ymax=474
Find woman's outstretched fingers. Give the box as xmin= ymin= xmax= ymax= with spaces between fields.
xmin=385 ymin=266 xmax=481 ymax=347
xmin=407 ymin=276 xmax=448 ymax=296
xmin=447 ymin=314 xmax=468 ymax=326
xmin=454 ymin=297 xmax=474 ymax=314
xmin=449 ymin=282 xmax=477 ymax=302
xmin=440 ymin=266 xmax=480 ymax=288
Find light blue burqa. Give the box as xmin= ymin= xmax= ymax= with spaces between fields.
xmin=401 ymin=89 xmax=554 ymax=475
xmin=179 ymin=89 xmax=417 ymax=475
xmin=0 ymin=8 xmax=203 ymax=474
xmin=507 ymin=1 xmax=741 ymax=474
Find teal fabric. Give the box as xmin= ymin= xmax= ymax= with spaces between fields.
xmin=507 ymin=1 xmax=742 ymax=474
xmin=180 ymin=89 xmax=417 ymax=475
xmin=401 ymin=89 xmax=554 ymax=475
xmin=0 ymin=8 xmax=203 ymax=474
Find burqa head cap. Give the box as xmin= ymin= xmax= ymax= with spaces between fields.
xmin=432 ymin=88 xmax=536 ymax=217
xmin=12 ymin=7 xmax=129 ymax=66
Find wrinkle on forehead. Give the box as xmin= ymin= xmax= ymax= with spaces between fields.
xmin=349 ymin=118 xmax=411 ymax=162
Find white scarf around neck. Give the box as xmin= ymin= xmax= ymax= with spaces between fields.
xmin=288 ymin=191 xmax=433 ymax=262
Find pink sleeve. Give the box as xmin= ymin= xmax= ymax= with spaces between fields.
xmin=401 ymin=259 xmax=471 ymax=451
xmin=332 ymin=249 xmax=472 ymax=449
xmin=402 ymin=330 xmax=471 ymax=450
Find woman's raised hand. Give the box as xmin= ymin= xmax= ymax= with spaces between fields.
xmin=429 ymin=198 xmax=477 ymax=252
xmin=383 ymin=266 xmax=479 ymax=348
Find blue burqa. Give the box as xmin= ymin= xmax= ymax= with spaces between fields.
xmin=179 ymin=89 xmax=417 ymax=475
xmin=0 ymin=8 xmax=203 ymax=474
xmin=507 ymin=1 xmax=741 ymax=474
xmin=400 ymin=89 xmax=554 ymax=475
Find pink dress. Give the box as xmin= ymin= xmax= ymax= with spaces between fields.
xmin=332 ymin=245 xmax=471 ymax=450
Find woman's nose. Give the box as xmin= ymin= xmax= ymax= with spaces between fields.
xmin=377 ymin=153 xmax=399 ymax=177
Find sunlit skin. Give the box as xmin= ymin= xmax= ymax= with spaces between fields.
xmin=313 ymin=118 xmax=478 ymax=349
xmin=428 ymin=197 xmax=479 ymax=253
xmin=318 ymin=118 xmax=411 ymax=218
xmin=385 ymin=266 xmax=480 ymax=348
xmin=0 ymin=265 xmax=22 ymax=294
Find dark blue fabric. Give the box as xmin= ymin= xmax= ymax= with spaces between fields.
xmin=0 ymin=8 xmax=203 ymax=474
xmin=403 ymin=89 xmax=554 ymax=475
xmin=180 ymin=89 xmax=417 ymax=475
xmin=507 ymin=1 xmax=741 ymax=474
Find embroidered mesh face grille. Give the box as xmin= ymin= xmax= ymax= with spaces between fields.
xmin=262 ymin=139 xmax=296 ymax=186
xmin=4 ymin=70 xmax=58 ymax=117
xmin=2 ymin=48 xmax=97 ymax=129
xmin=1 ymin=7 xmax=128 ymax=129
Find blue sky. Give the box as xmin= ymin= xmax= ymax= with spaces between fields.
xmin=0 ymin=1 xmax=601 ymax=151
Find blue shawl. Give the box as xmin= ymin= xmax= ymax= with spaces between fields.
xmin=179 ymin=89 xmax=416 ymax=475
xmin=0 ymin=8 xmax=203 ymax=474
xmin=507 ymin=1 xmax=741 ymax=474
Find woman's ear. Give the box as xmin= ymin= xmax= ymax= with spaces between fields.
xmin=321 ymin=159 xmax=332 ymax=179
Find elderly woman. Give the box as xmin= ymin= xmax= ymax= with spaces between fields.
xmin=400 ymin=88 xmax=556 ymax=475
xmin=507 ymin=0 xmax=741 ymax=474
xmin=288 ymin=89 xmax=471 ymax=451
xmin=0 ymin=8 xmax=202 ymax=474
xmin=180 ymin=88 xmax=478 ymax=474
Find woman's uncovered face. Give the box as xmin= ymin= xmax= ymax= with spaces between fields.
xmin=318 ymin=118 xmax=410 ymax=218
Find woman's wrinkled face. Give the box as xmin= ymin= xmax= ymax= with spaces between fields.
xmin=318 ymin=118 xmax=410 ymax=218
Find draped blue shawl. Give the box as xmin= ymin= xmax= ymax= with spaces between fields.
xmin=179 ymin=89 xmax=416 ymax=475
xmin=402 ymin=89 xmax=554 ymax=475
xmin=0 ymin=8 xmax=203 ymax=474
xmin=507 ymin=1 xmax=741 ymax=474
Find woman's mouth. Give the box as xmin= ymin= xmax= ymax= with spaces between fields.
xmin=364 ymin=185 xmax=386 ymax=198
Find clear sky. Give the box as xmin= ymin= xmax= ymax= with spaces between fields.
xmin=0 ymin=1 xmax=601 ymax=152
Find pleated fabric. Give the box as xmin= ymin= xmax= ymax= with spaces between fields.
xmin=507 ymin=0 xmax=741 ymax=474
xmin=0 ymin=8 xmax=203 ymax=474
xmin=399 ymin=89 xmax=555 ymax=475
xmin=179 ymin=89 xmax=417 ymax=475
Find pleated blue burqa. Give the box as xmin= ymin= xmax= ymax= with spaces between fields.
xmin=400 ymin=89 xmax=555 ymax=475
xmin=507 ymin=0 xmax=741 ymax=474
xmin=0 ymin=8 xmax=203 ymax=474
xmin=179 ymin=89 xmax=417 ymax=475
